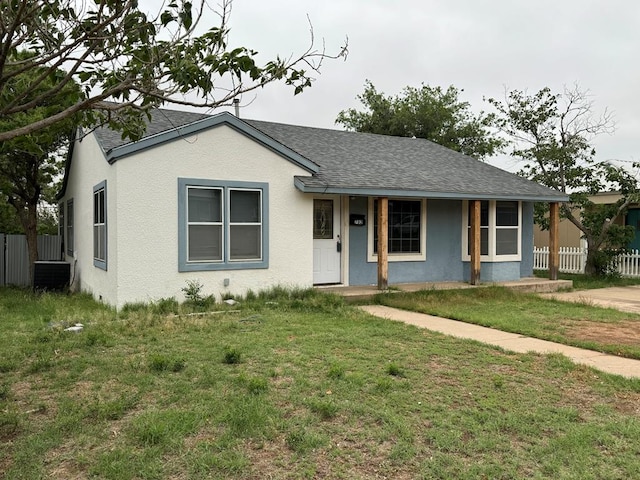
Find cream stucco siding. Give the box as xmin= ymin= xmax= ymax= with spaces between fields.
xmin=62 ymin=133 xmax=118 ymax=303
xmin=75 ymin=124 xmax=314 ymax=308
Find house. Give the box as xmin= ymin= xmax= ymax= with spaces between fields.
xmin=533 ymin=192 xmax=640 ymax=250
xmin=57 ymin=108 xmax=567 ymax=308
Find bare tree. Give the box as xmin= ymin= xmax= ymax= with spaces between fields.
xmin=0 ymin=0 xmax=348 ymax=142
xmin=489 ymin=86 xmax=640 ymax=275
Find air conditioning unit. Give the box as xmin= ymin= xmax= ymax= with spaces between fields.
xmin=33 ymin=261 xmax=71 ymax=291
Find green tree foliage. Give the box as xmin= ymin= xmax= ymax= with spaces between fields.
xmin=0 ymin=51 xmax=81 ymax=281
xmin=336 ymin=80 xmax=503 ymax=160
xmin=488 ymin=86 xmax=640 ymax=275
xmin=0 ymin=0 xmax=347 ymax=142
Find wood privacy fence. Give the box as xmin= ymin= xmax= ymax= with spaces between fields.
xmin=0 ymin=234 xmax=62 ymax=286
xmin=534 ymin=246 xmax=640 ymax=277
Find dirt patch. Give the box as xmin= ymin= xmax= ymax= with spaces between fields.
xmin=567 ymin=321 xmax=640 ymax=346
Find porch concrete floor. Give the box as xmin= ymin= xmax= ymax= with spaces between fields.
xmin=317 ymin=277 xmax=572 ymax=302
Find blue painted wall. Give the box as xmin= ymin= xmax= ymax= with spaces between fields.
xmin=520 ymin=202 xmax=534 ymax=277
xmin=349 ymin=198 xmax=464 ymax=285
xmin=348 ymin=197 xmax=536 ymax=285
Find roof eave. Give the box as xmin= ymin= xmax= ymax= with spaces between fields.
xmin=293 ymin=178 xmax=569 ymax=202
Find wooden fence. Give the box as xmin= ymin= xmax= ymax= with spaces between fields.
xmin=534 ymin=246 xmax=640 ymax=277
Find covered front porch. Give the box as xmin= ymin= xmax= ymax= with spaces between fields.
xmin=318 ymin=276 xmax=572 ymax=303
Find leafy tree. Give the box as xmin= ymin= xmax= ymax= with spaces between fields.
xmin=0 ymin=51 xmax=81 ymax=282
xmin=336 ymin=80 xmax=503 ymax=160
xmin=488 ymin=86 xmax=640 ymax=275
xmin=0 ymin=0 xmax=347 ymax=142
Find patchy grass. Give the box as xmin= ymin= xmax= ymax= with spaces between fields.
xmin=375 ymin=286 xmax=640 ymax=359
xmin=1 ymin=286 xmax=639 ymax=479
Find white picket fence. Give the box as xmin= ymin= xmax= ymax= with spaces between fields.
xmin=533 ymin=246 xmax=640 ymax=277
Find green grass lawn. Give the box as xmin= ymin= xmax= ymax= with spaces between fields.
xmin=375 ymin=286 xmax=640 ymax=360
xmin=1 ymin=287 xmax=639 ymax=479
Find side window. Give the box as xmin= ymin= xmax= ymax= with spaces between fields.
xmin=93 ymin=181 xmax=107 ymax=270
xmin=66 ymin=199 xmax=74 ymax=255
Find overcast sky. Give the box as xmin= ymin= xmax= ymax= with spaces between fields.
xmin=188 ymin=0 xmax=640 ymax=170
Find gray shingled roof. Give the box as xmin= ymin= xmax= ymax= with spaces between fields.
xmin=90 ymin=107 xmax=566 ymax=202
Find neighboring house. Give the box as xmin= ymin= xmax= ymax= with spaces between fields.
xmin=57 ymin=108 xmax=567 ymax=308
xmin=533 ymin=192 xmax=640 ymax=250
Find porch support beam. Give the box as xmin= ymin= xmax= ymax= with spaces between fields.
xmin=377 ymin=197 xmax=389 ymax=290
xmin=549 ymin=201 xmax=560 ymax=280
xmin=470 ymin=200 xmax=481 ymax=285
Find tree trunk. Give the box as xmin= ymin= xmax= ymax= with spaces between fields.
xmin=584 ymin=236 xmax=601 ymax=276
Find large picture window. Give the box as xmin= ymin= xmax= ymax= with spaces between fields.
xmin=367 ymin=198 xmax=427 ymax=262
xmin=93 ymin=181 xmax=107 ymax=270
xmin=179 ymin=179 xmax=268 ymax=271
xmin=463 ymin=200 xmax=521 ymax=261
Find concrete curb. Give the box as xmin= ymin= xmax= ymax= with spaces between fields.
xmin=359 ymin=305 xmax=640 ymax=379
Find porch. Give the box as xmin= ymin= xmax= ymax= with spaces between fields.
xmin=317 ymin=277 xmax=572 ymax=302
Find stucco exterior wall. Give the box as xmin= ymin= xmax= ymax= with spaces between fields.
xmin=61 ymin=133 xmax=118 ymax=304
xmin=112 ymin=124 xmax=313 ymax=307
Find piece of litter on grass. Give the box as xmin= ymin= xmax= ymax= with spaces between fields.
xmin=64 ymin=325 xmax=83 ymax=332
xmin=224 ymin=299 xmax=238 ymax=305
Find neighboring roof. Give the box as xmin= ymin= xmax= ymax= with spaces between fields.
xmin=64 ymin=107 xmax=568 ymax=202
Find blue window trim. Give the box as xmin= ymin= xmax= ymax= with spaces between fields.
xmin=178 ymin=178 xmax=269 ymax=271
xmin=93 ymin=180 xmax=107 ymax=270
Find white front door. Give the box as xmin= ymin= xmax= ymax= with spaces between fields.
xmin=313 ymin=197 xmax=341 ymax=284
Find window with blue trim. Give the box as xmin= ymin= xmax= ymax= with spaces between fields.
xmin=93 ymin=181 xmax=107 ymax=270
xmin=178 ymin=179 xmax=268 ymax=271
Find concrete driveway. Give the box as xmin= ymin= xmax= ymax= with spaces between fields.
xmin=541 ymin=285 xmax=640 ymax=314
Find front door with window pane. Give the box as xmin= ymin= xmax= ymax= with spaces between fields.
xmin=313 ymin=197 xmax=341 ymax=284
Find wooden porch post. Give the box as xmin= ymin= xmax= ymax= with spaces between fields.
xmin=377 ymin=197 xmax=388 ymax=290
xmin=549 ymin=202 xmax=559 ymax=280
xmin=470 ymin=200 xmax=481 ymax=285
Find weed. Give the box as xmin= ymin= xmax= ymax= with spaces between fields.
xmin=182 ymin=279 xmax=206 ymax=305
xmin=148 ymin=354 xmax=186 ymax=373
xmin=222 ymin=346 xmax=242 ymax=365
xmin=327 ymin=362 xmax=345 ymax=380
xmin=286 ymin=429 xmax=327 ymax=453
xmin=387 ymin=362 xmax=405 ymax=377
xmin=246 ymin=377 xmax=269 ymax=395
xmin=307 ymin=398 xmax=338 ymax=420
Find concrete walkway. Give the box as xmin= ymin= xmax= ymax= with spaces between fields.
xmin=360 ymin=305 xmax=640 ymax=379
xmin=541 ymin=285 xmax=640 ymax=314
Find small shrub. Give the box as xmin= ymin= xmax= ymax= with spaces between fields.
xmin=386 ymin=362 xmax=405 ymax=377
xmin=182 ymin=279 xmax=205 ymax=305
xmin=222 ymin=347 xmax=242 ymax=365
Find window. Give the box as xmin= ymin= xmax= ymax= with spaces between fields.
xmin=66 ymin=199 xmax=74 ymax=255
xmin=178 ymin=179 xmax=268 ymax=271
xmin=93 ymin=181 xmax=107 ymax=270
xmin=463 ymin=200 xmax=521 ymax=261
xmin=367 ymin=198 xmax=427 ymax=262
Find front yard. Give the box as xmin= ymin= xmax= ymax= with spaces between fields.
xmin=1 ymin=287 xmax=639 ymax=479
